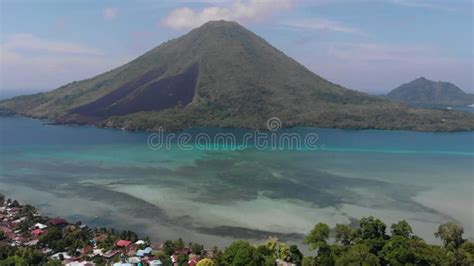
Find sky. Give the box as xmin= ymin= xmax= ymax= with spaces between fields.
xmin=0 ymin=0 xmax=473 ymax=95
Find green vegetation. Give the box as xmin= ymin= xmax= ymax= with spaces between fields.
xmin=387 ymin=77 xmax=474 ymax=106
xmin=299 ymin=217 xmax=473 ymax=266
xmin=196 ymin=258 xmax=215 ymax=266
xmin=1 ymin=21 xmax=473 ymax=132
xmin=0 ymin=246 xmax=50 ymax=265
xmin=2 ymin=213 xmax=473 ymax=265
xmin=203 ymin=217 xmax=474 ymax=266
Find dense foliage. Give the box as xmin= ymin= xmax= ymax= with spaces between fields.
xmin=300 ymin=218 xmax=473 ymax=266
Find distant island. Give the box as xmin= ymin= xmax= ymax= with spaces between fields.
xmin=1 ymin=20 xmax=474 ymax=132
xmin=387 ymin=77 xmax=474 ymax=107
xmin=1 ymin=195 xmax=473 ymax=265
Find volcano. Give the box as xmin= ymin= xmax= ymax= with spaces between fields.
xmin=1 ymin=20 xmax=473 ymax=131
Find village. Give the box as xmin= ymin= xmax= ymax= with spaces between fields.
xmin=0 ymin=195 xmax=303 ymax=266
xmin=0 ymin=195 xmax=220 ymax=266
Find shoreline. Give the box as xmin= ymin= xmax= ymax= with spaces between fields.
xmin=2 ymin=113 xmax=474 ymax=133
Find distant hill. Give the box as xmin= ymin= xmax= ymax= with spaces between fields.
xmin=387 ymin=77 xmax=473 ymax=106
xmin=1 ymin=21 xmax=474 ymax=132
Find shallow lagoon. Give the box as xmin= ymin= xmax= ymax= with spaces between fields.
xmin=0 ymin=116 xmax=472 ymax=247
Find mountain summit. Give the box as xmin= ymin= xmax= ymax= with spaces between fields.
xmin=387 ymin=77 xmax=473 ymax=106
xmin=1 ymin=20 xmax=473 ymax=131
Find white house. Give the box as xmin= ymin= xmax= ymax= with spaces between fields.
xmin=50 ymin=252 xmax=72 ymax=260
xmin=34 ymin=223 xmax=48 ymax=229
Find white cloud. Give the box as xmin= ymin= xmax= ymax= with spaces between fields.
xmin=280 ymin=19 xmax=366 ymax=35
xmin=2 ymin=33 xmax=103 ymax=55
xmin=0 ymin=34 xmax=130 ymax=90
xmin=161 ymin=0 xmax=294 ymax=30
xmin=103 ymin=7 xmax=119 ymax=20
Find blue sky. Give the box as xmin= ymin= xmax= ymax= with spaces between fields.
xmin=1 ymin=0 xmax=472 ymax=94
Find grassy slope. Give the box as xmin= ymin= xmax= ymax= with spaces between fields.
xmin=1 ymin=21 xmax=474 ymax=132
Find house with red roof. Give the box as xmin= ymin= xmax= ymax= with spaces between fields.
xmin=32 ymin=228 xmax=45 ymax=237
xmin=51 ymin=218 xmax=66 ymax=226
xmin=116 ymin=239 xmax=132 ymax=248
xmin=80 ymin=245 xmax=93 ymax=255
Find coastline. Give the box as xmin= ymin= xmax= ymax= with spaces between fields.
xmin=3 ymin=113 xmax=474 ymax=133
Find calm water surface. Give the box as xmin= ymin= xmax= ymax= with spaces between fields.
xmin=0 ymin=116 xmax=472 ymax=246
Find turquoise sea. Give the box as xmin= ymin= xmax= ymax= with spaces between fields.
xmin=0 ymin=116 xmax=473 ymax=247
